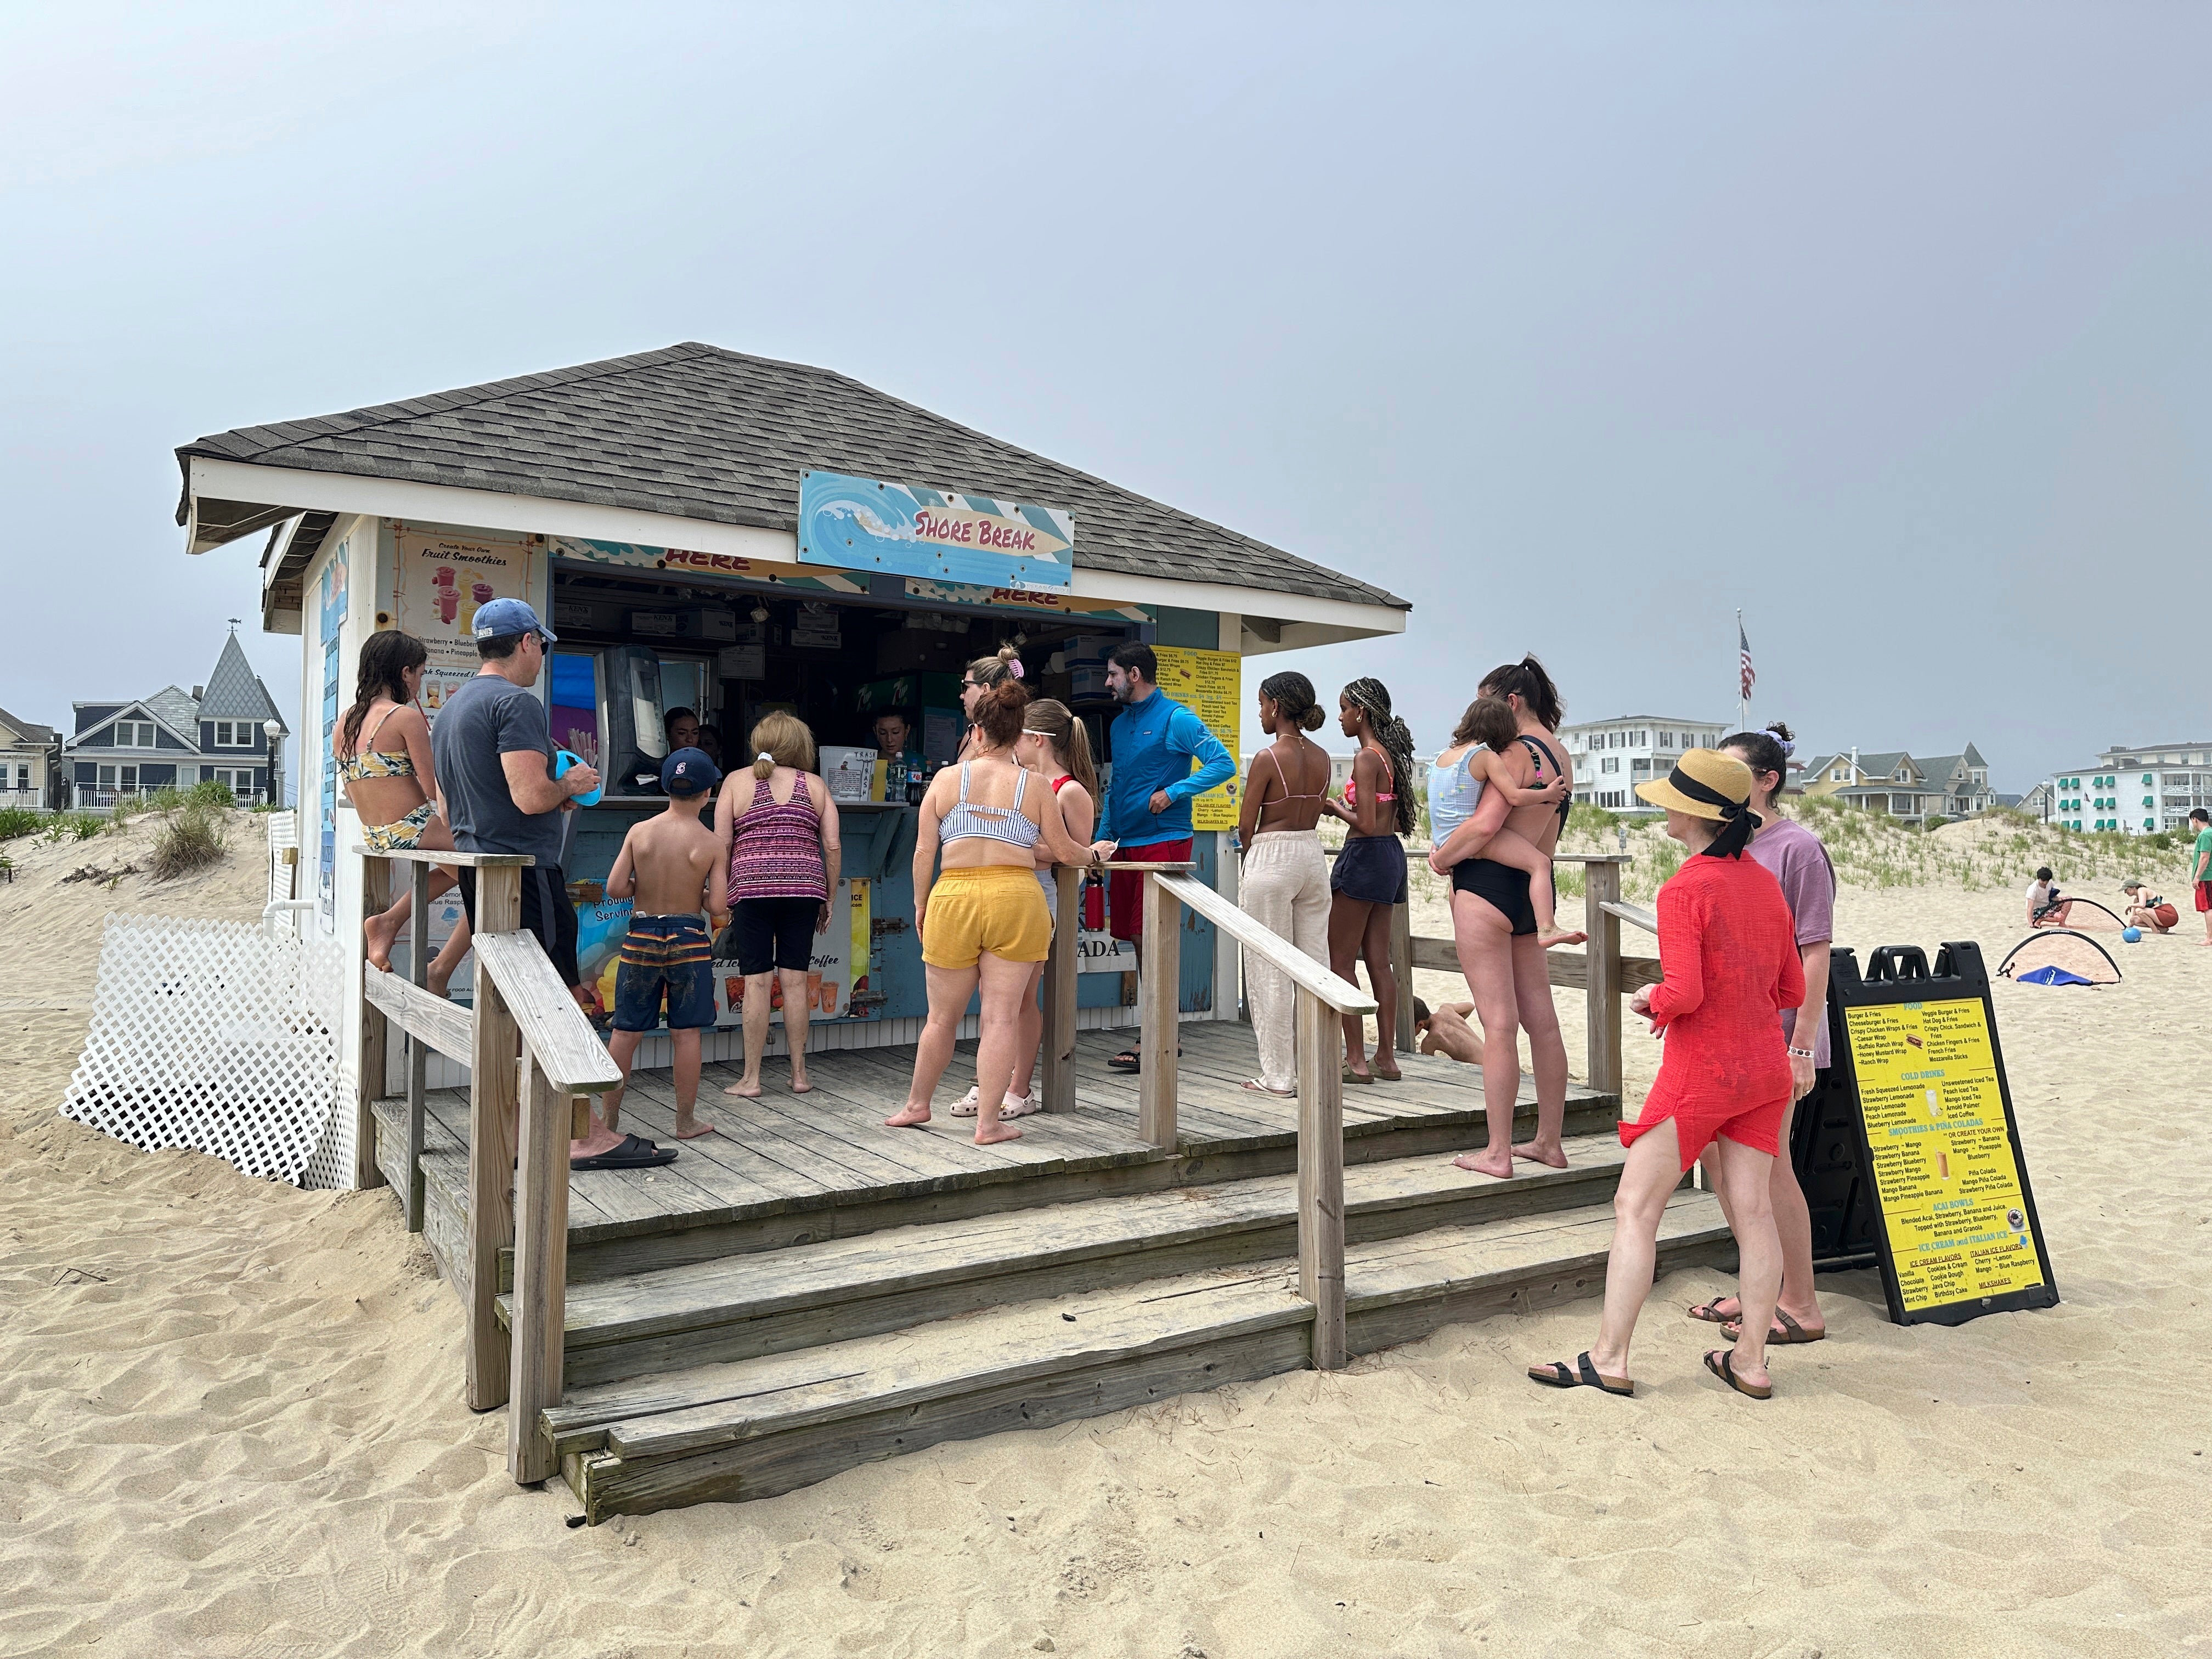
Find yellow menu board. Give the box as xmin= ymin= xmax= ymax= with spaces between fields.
xmin=1843 ymin=998 xmax=2046 ymax=1314
xmin=1150 ymin=645 xmax=1242 ymax=832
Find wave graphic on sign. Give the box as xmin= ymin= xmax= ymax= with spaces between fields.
xmin=799 ymin=470 xmax=1076 ymax=590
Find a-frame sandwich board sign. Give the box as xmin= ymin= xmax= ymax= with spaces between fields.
xmin=1821 ymin=941 xmax=2059 ymax=1328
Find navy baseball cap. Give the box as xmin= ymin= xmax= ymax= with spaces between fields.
xmin=661 ymin=747 xmax=721 ymax=797
xmin=471 ymin=596 xmax=556 ymax=642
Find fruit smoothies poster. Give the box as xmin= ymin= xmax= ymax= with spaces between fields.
xmin=392 ymin=528 xmax=540 ymax=721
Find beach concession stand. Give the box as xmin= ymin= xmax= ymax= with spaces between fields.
xmin=175 ymin=343 xmax=1407 ymax=1185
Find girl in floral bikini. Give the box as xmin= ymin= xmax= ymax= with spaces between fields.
xmin=343 ymin=631 xmax=473 ymax=996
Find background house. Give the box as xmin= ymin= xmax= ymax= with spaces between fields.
xmin=63 ymin=629 xmax=288 ymax=808
xmin=2041 ymin=740 xmax=2212 ymax=835
xmin=1560 ymin=715 xmax=1728 ymax=811
xmin=0 ymin=704 xmax=59 ymax=810
xmin=1797 ymin=744 xmax=1994 ymax=823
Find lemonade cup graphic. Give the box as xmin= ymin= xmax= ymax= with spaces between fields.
xmin=818 ymin=979 xmax=838 ymax=1013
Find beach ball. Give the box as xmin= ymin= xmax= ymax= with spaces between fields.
xmin=2121 ymin=926 xmax=2143 ymax=943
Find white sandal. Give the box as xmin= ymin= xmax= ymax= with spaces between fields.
xmin=996 ymin=1090 xmax=1040 ymax=1119
xmin=949 ymin=1085 xmax=980 ymax=1118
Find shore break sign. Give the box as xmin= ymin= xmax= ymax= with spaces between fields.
xmin=799 ymin=471 xmax=1075 ymax=591
xmin=1830 ymin=942 xmax=2058 ymax=1327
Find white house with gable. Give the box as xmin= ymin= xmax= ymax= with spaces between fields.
xmin=1560 ymin=715 xmax=1729 ymax=811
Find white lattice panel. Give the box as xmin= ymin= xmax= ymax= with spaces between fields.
xmin=62 ymin=913 xmax=348 ymax=1188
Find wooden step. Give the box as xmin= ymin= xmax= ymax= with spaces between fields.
xmin=373 ymin=1071 xmax=1621 ymax=1291
xmin=545 ymin=1192 xmax=1729 ymax=1521
xmin=503 ymin=1134 xmax=1638 ymax=1385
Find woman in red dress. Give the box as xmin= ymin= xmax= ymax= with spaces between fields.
xmin=1526 ymin=749 xmax=1804 ymax=1400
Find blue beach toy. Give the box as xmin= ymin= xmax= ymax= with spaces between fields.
xmin=555 ymin=749 xmax=602 ymax=808
xmin=2120 ymin=926 xmax=2143 ymax=944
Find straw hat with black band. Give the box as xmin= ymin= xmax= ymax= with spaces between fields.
xmin=1635 ymin=748 xmax=1761 ymax=857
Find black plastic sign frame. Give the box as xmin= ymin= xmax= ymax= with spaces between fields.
xmin=1823 ymin=941 xmax=2059 ymax=1328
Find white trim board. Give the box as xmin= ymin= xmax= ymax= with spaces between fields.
xmin=185 ymin=458 xmax=1404 ymax=639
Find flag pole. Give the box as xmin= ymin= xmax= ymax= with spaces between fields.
xmin=1737 ymin=608 xmax=1750 ymax=733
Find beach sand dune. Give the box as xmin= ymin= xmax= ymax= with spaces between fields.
xmin=4 ymin=817 xmax=2208 ymax=1656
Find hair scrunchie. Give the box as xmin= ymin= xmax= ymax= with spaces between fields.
xmin=757 ymin=752 xmax=775 ymax=764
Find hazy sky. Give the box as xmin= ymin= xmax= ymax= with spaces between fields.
xmin=4 ymin=4 xmax=2207 ymax=788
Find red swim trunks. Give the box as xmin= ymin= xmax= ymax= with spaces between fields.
xmin=1620 ymin=1092 xmax=1791 ymax=1172
xmin=2197 ymin=881 xmax=2212 ymax=914
xmin=1107 ymin=838 xmax=1193 ymax=942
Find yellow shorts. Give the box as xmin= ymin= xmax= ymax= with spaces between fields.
xmin=922 ymin=865 xmax=1052 ymax=969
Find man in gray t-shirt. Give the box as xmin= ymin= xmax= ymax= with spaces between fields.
xmin=430 ymin=599 xmax=672 ymax=1172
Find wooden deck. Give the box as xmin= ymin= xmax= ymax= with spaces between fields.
xmin=373 ymin=1023 xmax=1618 ymax=1289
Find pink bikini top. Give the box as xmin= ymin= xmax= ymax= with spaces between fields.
xmin=1342 ymin=747 xmax=1396 ymax=807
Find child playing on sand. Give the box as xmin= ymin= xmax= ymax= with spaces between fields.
xmin=597 ymin=748 xmax=729 ymax=1144
xmin=1426 ymin=695 xmax=1584 ymax=947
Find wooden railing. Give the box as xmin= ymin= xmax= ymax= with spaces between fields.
xmin=1030 ymin=860 xmax=1374 ymax=1368
xmin=353 ymin=846 xmax=620 ymax=1486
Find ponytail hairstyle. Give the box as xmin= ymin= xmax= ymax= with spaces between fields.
xmin=1259 ymin=670 xmax=1325 ymax=732
xmin=1477 ymin=654 xmax=1564 ymax=732
xmin=967 ymin=642 xmax=1024 ymax=689
xmin=1022 ymin=698 xmax=1098 ymax=798
xmin=749 ymin=710 xmax=816 ymax=780
xmin=970 ymin=678 xmax=1033 ymax=751
xmin=342 ymin=629 xmax=428 ymax=758
xmin=1340 ymin=677 xmax=1418 ymax=837
xmin=1449 ymin=693 xmax=1519 ymax=754
xmin=1719 ymin=720 xmax=1795 ymax=811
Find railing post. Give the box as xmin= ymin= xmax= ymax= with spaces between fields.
xmin=1295 ymin=987 xmax=1346 ymax=1369
xmin=465 ymin=865 xmax=522 ymax=1412
xmin=1390 ymin=900 xmax=1414 ymax=1054
xmin=509 ymin=1046 xmax=570 ymax=1483
xmin=404 ymin=859 xmax=430 ymax=1233
xmin=1138 ymin=872 xmax=1180 ymax=1150
xmin=357 ymin=855 xmax=391 ymax=1192
xmin=1041 ymin=865 xmax=1078 ymax=1113
xmin=1584 ymin=858 xmax=1623 ymax=1100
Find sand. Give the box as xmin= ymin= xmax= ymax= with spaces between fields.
xmin=4 ymin=811 xmax=2209 ymax=1657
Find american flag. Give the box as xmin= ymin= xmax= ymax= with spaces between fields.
xmin=1739 ymin=618 xmax=1756 ymax=702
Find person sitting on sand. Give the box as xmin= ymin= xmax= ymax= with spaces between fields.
xmin=596 ymin=748 xmax=729 ymax=1148
xmin=2026 ymin=867 xmax=2072 ymax=927
xmin=1526 ymin=749 xmax=1802 ymax=1403
xmin=343 ymin=630 xmax=474 ymax=997
xmin=1412 ymin=996 xmax=1485 ymax=1065
xmin=2120 ymin=879 xmax=2176 ymax=934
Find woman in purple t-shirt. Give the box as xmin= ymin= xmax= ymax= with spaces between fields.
xmin=1685 ymin=721 xmax=1835 ymax=1346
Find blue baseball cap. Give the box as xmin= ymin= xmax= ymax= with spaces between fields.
xmin=661 ymin=747 xmax=721 ymax=797
xmin=471 ymin=596 xmax=556 ymax=643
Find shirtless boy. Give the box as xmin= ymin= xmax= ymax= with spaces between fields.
xmin=600 ymin=748 xmax=728 ymax=1142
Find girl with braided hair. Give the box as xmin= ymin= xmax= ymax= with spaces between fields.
xmin=1322 ymin=677 xmax=1414 ymax=1082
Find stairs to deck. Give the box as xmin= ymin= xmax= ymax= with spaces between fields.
xmin=547 ymin=1192 xmax=1727 ymax=1521
xmin=373 ymin=1030 xmax=1718 ymax=1522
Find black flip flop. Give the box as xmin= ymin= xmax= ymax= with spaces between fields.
xmin=1107 ymin=1049 xmax=1142 ymax=1073
xmin=1703 ymin=1349 xmax=1773 ymax=1400
xmin=571 ymin=1132 xmax=678 ymax=1172
xmin=1527 ymin=1351 xmax=1634 ymax=1397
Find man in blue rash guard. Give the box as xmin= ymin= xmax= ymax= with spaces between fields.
xmin=1086 ymin=641 xmax=1235 ymax=1073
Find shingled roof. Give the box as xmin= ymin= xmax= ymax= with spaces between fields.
xmin=178 ymin=342 xmax=1404 ymax=611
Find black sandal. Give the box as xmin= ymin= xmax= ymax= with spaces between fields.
xmin=1107 ymin=1049 xmax=1142 ymax=1073
xmin=571 ymin=1132 xmax=678 ymax=1172
xmin=1527 ymin=1351 xmax=1634 ymax=1397
xmin=1702 ymin=1349 xmax=1773 ymax=1400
